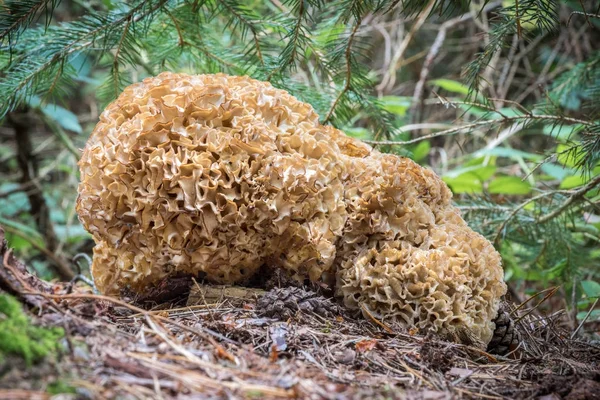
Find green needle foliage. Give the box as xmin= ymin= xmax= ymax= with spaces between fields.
xmin=0 ymin=0 xmax=60 ymax=48
xmin=0 ymin=0 xmax=400 ymax=138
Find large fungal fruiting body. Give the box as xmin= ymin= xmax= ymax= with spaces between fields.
xmin=77 ymin=72 xmax=507 ymax=347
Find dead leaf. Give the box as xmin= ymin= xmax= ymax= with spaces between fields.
xmin=270 ymin=344 xmax=279 ymax=362
xmin=355 ymin=339 xmax=377 ymax=353
xmin=214 ymin=344 xmax=235 ymax=362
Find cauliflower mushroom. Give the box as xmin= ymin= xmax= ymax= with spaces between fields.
xmin=77 ymin=72 xmax=507 ymax=347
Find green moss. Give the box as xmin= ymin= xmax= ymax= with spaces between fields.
xmin=47 ymin=380 xmax=77 ymax=395
xmin=0 ymin=294 xmax=64 ymax=366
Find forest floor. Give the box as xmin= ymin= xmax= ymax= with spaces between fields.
xmin=1 ymin=230 xmax=599 ymax=400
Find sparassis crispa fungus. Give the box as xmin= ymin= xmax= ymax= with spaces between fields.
xmin=77 ymin=72 xmax=507 ymax=347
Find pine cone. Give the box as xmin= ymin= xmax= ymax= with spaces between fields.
xmin=258 ymin=287 xmax=340 ymax=320
xmin=487 ymin=305 xmax=519 ymax=355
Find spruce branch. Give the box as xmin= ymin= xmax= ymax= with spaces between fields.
xmin=0 ymin=0 xmax=168 ymax=117
xmin=465 ymin=0 xmax=560 ymax=93
xmin=493 ymin=192 xmax=558 ymax=246
xmin=43 ymin=58 xmax=65 ymax=102
xmin=411 ymin=1 xmax=502 ymax=116
xmin=215 ymin=0 xmax=265 ymax=67
xmin=162 ymin=7 xmax=185 ymax=47
xmin=267 ymin=0 xmax=311 ymax=80
xmin=568 ymin=11 xmax=600 ymax=27
xmin=537 ymin=175 xmax=600 ymax=224
xmin=184 ymin=41 xmax=238 ymax=69
xmin=111 ymin=16 xmax=133 ymax=100
xmin=577 ymin=126 xmax=600 ymax=173
xmin=336 ymin=0 xmax=372 ymax=24
xmin=324 ymin=19 xmax=361 ymax=123
xmin=0 ymin=0 xmax=60 ymax=46
xmin=514 ymin=0 xmax=522 ymax=38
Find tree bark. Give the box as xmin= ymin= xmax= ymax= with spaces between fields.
xmin=8 ymin=111 xmax=74 ymax=280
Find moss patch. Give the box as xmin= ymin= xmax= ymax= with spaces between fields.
xmin=0 ymin=294 xmax=64 ymax=366
xmin=47 ymin=380 xmax=77 ymax=395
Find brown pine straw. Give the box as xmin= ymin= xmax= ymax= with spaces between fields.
xmin=2 ymin=246 xmax=600 ymax=399
xmin=130 ymin=353 xmax=295 ymax=398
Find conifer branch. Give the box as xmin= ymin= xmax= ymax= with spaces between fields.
xmin=163 ymin=7 xmax=185 ymax=47
xmin=538 ymin=175 xmax=600 ymax=224
xmin=0 ymin=0 xmax=59 ymax=44
xmin=267 ymin=0 xmax=309 ymax=80
xmin=185 ymin=42 xmax=238 ymax=69
xmin=0 ymin=0 xmax=168 ymax=116
xmin=494 ymin=192 xmax=556 ymax=245
xmin=111 ymin=16 xmax=133 ymax=99
xmin=216 ymin=0 xmax=264 ymax=67
xmin=324 ymin=19 xmax=361 ymax=123
xmin=43 ymin=59 xmax=64 ymax=102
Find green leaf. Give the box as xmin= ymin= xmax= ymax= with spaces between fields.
xmin=379 ymin=96 xmax=411 ymax=116
xmin=28 ymin=96 xmax=82 ymax=134
xmin=343 ymin=127 xmax=370 ymax=140
xmin=474 ymin=146 xmax=543 ymax=161
xmin=443 ymin=173 xmax=483 ymax=194
xmin=488 ymin=176 xmax=532 ymax=195
xmin=459 ymin=105 xmax=522 ymax=120
xmin=0 ymin=183 xmax=29 ymax=215
xmin=581 ymin=280 xmax=600 ymax=298
xmin=430 ymin=79 xmax=469 ymax=96
xmin=577 ymin=310 xmax=600 ymax=321
xmin=560 ymin=174 xmax=589 ymax=189
xmin=464 ymin=156 xmax=496 ymax=168
xmin=103 ymin=0 xmax=117 ymax=10
xmin=0 ymin=217 xmax=44 ymax=242
xmin=4 ymin=233 xmax=32 ymax=252
xmin=410 ymin=141 xmax=430 ymax=162
xmin=444 ymin=165 xmax=497 ymax=181
xmin=458 ymin=104 xmax=491 ymax=118
xmin=492 ymin=108 xmax=525 ymax=118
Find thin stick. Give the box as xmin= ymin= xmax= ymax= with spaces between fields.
xmin=411 ymin=1 xmax=503 ymax=120
xmin=571 ymin=297 xmax=599 ymax=339
xmin=363 ymin=114 xmax=592 ymax=147
xmin=324 ymin=19 xmax=362 ymax=123
xmin=513 ymin=287 xmax=560 ymax=324
xmin=360 ymin=304 xmax=394 ymax=334
xmin=537 ymin=174 xmax=600 ymax=223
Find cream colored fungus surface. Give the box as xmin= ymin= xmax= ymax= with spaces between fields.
xmin=77 ymin=72 xmax=506 ymax=347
